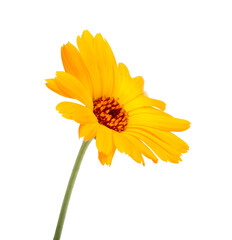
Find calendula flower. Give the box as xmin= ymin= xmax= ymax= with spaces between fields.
xmin=46 ymin=30 xmax=190 ymax=166
xmin=47 ymin=30 xmax=190 ymax=240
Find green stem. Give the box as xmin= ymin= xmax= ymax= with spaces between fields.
xmin=53 ymin=139 xmax=92 ymax=240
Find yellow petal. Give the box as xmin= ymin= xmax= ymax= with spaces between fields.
xmin=122 ymin=133 xmax=158 ymax=163
xmin=98 ymin=148 xmax=116 ymax=166
xmin=126 ymin=128 xmax=182 ymax=156
xmin=125 ymin=130 xmax=182 ymax=163
xmin=113 ymin=63 xmax=131 ymax=99
xmin=56 ymin=102 xmax=96 ymax=124
xmin=77 ymin=30 xmax=102 ymax=99
xmin=61 ymin=42 xmax=92 ymax=91
xmin=152 ymin=129 xmax=189 ymax=152
xmin=129 ymin=106 xmax=172 ymax=118
xmin=45 ymin=79 xmax=70 ymax=98
xmin=121 ymin=76 xmax=144 ymax=105
xmin=126 ymin=125 xmax=189 ymax=153
xmin=96 ymin=125 xmax=114 ymax=155
xmin=54 ymin=71 xmax=93 ymax=109
xmin=124 ymin=94 xmax=166 ymax=112
xmin=113 ymin=64 xmax=145 ymax=105
xmin=113 ymin=131 xmax=145 ymax=165
xmin=94 ymin=34 xmax=115 ymax=97
xmin=105 ymin=39 xmax=118 ymax=70
xmin=79 ymin=122 xmax=99 ymax=141
xmin=128 ymin=114 xmax=190 ymax=132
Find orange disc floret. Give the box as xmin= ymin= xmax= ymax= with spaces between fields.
xmin=93 ymin=97 xmax=128 ymax=132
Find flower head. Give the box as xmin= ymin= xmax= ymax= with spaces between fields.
xmin=46 ymin=30 xmax=190 ymax=166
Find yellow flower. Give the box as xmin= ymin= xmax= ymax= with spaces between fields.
xmin=46 ymin=30 xmax=190 ymax=166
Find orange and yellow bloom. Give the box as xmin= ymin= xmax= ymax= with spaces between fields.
xmin=46 ymin=30 xmax=190 ymax=166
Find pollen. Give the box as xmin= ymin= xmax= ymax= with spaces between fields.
xmin=93 ymin=97 xmax=128 ymax=132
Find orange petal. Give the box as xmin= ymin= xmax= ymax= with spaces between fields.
xmin=128 ymin=114 xmax=190 ymax=132
xmin=45 ymin=79 xmax=70 ymax=98
xmin=96 ymin=125 xmax=114 ymax=155
xmin=61 ymin=42 xmax=92 ymax=92
xmin=122 ymin=133 xmax=158 ymax=163
xmin=113 ymin=131 xmax=145 ymax=165
xmin=55 ymin=71 xmax=93 ymax=109
xmin=79 ymin=122 xmax=99 ymax=141
xmin=98 ymin=148 xmax=116 ymax=166
xmin=124 ymin=94 xmax=166 ymax=112
xmin=77 ymin=30 xmax=102 ymax=99
xmin=56 ymin=102 xmax=96 ymax=124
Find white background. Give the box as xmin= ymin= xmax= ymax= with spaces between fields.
xmin=0 ymin=0 xmax=232 ymax=239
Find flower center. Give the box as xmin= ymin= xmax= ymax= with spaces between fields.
xmin=93 ymin=97 xmax=128 ymax=132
